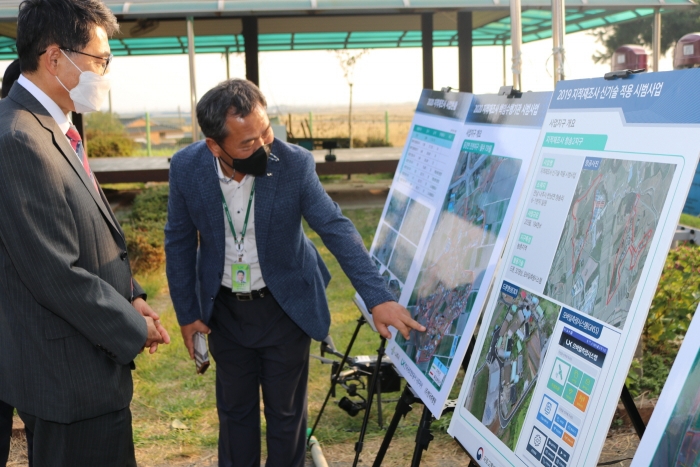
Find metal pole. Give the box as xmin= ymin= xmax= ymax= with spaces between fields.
xmin=652 ymin=8 xmax=661 ymax=72
xmin=552 ymin=0 xmax=566 ymax=85
xmin=145 ymin=111 xmax=152 ymax=157
xmin=108 ymin=89 xmax=113 ymax=114
xmin=502 ymin=41 xmax=507 ymax=86
xmin=348 ymin=83 xmax=353 ymax=149
xmin=384 ymin=110 xmax=389 ymax=145
xmin=308 ymin=111 xmax=313 ymax=139
xmin=225 ymin=46 xmax=230 ymax=80
xmin=510 ymin=0 xmax=523 ymax=90
xmin=186 ymin=17 xmax=199 ymax=141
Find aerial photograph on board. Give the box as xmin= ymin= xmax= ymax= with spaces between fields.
xmin=395 ymin=150 xmax=522 ymax=390
xmin=544 ymin=158 xmax=675 ymax=329
xmin=371 ymin=190 xmax=430 ymax=298
xmin=465 ymin=283 xmax=560 ymax=450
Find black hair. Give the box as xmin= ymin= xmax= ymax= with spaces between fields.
xmin=196 ymin=79 xmax=267 ymax=142
xmin=16 ymin=0 xmax=119 ymax=73
xmin=1 ymin=60 xmax=20 ymax=98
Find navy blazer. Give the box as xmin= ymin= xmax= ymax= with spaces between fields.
xmin=165 ymin=139 xmax=393 ymax=341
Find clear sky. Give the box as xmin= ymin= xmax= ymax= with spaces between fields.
xmin=0 ymin=29 xmax=675 ymax=115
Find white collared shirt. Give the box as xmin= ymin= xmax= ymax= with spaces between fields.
xmin=17 ymin=75 xmax=79 ymax=161
xmin=217 ymin=159 xmax=266 ymax=291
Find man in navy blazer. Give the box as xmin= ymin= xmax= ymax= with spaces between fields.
xmin=165 ymin=79 xmax=424 ymax=467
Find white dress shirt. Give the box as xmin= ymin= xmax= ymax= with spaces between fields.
xmin=16 ymin=75 xmax=79 ymax=160
xmin=217 ymin=158 xmax=266 ymax=291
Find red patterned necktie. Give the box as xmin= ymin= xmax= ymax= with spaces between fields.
xmin=66 ymin=125 xmax=98 ymax=192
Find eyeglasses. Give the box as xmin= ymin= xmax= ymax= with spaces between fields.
xmin=38 ymin=47 xmax=113 ymax=75
xmin=60 ymin=48 xmax=113 ymax=75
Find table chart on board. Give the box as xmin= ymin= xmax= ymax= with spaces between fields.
xmin=398 ymin=125 xmax=455 ymax=200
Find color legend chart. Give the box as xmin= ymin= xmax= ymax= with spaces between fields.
xmin=524 ymin=323 xmax=608 ymax=467
xmin=398 ymin=125 xmax=455 ymax=200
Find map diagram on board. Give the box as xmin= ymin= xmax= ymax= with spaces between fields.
xmin=465 ymin=284 xmax=560 ymax=450
xmin=394 ymin=150 xmax=523 ymax=390
xmin=544 ymin=158 xmax=675 ymax=329
xmin=372 ymin=190 xmax=431 ymax=299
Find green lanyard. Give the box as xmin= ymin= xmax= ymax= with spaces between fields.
xmin=221 ymin=179 xmax=256 ymax=262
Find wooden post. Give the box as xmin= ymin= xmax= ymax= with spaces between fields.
xmin=421 ymin=13 xmax=434 ymax=90
xmin=457 ymin=11 xmax=473 ymax=93
xmin=242 ymin=17 xmax=259 ymax=85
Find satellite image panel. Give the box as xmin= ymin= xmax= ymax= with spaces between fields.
xmin=465 ymin=284 xmax=560 ymax=450
xmin=544 ymin=158 xmax=675 ymax=329
xmin=396 ymin=151 xmax=523 ymax=390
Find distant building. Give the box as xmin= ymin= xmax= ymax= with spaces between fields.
xmin=122 ymin=116 xmax=186 ymax=145
xmin=510 ymin=361 xmax=519 ymax=383
xmin=536 ymin=305 xmax=544 ymax=319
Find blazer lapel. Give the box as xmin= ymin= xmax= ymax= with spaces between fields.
xmin=253 ymin=149 xmax=281 ymax=259
xmin=196 ymin=155 xmax=226 ymax=259
xmin=9 ymin=85 xmax=119 ymax=233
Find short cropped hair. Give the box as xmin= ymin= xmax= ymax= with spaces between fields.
xmin=17 ymin=0 xmax=119 ymax=73
xmin=196 ymin=79 xmax=267 ymax=142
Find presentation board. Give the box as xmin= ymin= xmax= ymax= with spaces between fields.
xmin=356 ymin=89 xmax=553 ymax=417
xmin=630 ymin=302 xmax=700 ymax=467
xmin=448 ymin=69 xmax=700 ymax=467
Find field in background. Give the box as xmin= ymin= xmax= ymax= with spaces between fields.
xmin=108 ymin=104 xmax=418 ymax=158
xmin=280 ymin=104 xmax=415 ymax=148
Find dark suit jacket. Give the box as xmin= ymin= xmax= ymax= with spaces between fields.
xmin=165 ymin=139 xmax=394 ymax=341
xmin=0 ymin=84 xmax=147 ymax=424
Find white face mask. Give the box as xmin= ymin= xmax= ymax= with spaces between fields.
xmin=56 ymin=49 xmax=111 ymax=114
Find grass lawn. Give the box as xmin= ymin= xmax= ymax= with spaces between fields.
xmin=129 ymin=207 xmax=471 ymax=466
xmin=680 ymin=213 xmax=700 ymax=229
xmin=467 ymin=369 xmax=489 ymax=423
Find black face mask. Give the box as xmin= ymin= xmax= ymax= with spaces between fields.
xmin=218 ymin=143 xmax=270 ymax=177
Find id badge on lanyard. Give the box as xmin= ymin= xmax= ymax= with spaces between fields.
xmin=221 ymin=180 xmax=255 ymax=293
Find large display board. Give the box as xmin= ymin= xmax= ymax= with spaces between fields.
xmin=357 ymin=89 xmax=553 ymax=417
xmin=630 ymin=302 xmax=700 ymax=467
xmin=448 ymin=69 xmax=700 ymax=467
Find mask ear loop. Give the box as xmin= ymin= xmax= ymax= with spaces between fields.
xmin=54 ymin=49 xmax=83 ymax=93
xmin=216 ymin=142 xmax=237 ymax=180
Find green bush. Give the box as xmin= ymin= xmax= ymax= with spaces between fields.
xmin=130 ymin=184 xmax=169 ymax=224
xmin=85 ymin=112 xmax=137 ymax=158
xmin=87 ymin=132 xmax=137 ymax=158
xmin=645 ymin=245 xmax=700 ymax=347
xmin=124 ymin=185 xmax=169 ymax=274
xmin=626 ymin=244 xmax=700 ymax=397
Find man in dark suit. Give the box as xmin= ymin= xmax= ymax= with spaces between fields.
xmin=0 ymin=1 xmax=169 ymax=466
xmin=0 ymin=58 xmax=34 ymax=467
xmin=165 ymin=79 xmax=425 ymax=467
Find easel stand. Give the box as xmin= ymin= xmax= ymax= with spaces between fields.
xmin=371 ymin=384 xmax=457 ymax=467
xmin=307 ymin=315 xmax=390 ymax=467
xmin=352 ymin=337 xmax=387 ymax=467
xmin=619 ymin=384 xmax=646 ymax=438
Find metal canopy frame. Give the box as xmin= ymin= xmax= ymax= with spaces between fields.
xmin=0 ymin=7 xmax=677 ymax=59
